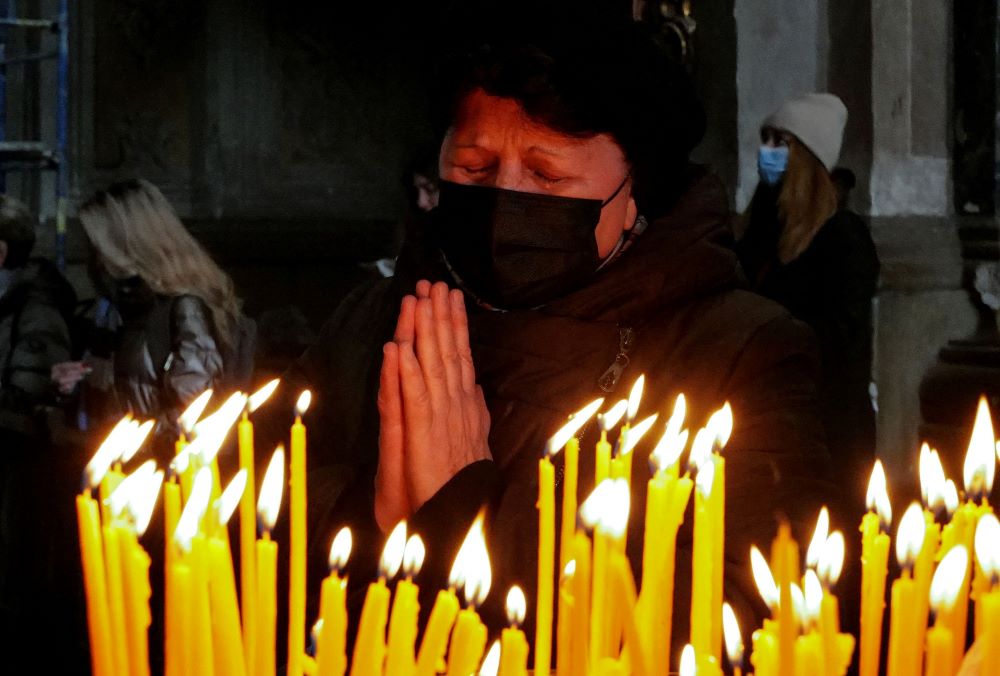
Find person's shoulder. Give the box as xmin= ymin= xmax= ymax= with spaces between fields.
xmin=315 ymin=277 xmax=397 ymax=343
xmin=817 ymin=209 xmax=875 ymax=247
xmin=17 ymin=258 xmax=76 ymax=316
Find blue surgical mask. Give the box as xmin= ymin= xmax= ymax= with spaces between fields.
xmin=758 ymin=145 xmax=789 ymax=186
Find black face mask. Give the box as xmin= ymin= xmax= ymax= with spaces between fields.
xmin=435 ymin=177 xmax=628 ymax=309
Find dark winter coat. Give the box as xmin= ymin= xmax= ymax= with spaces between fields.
xmin=257 ymin=169 xmax=836 ymax=658
xmin=737 ymin=185 xmax=880 ymax=510
xmin=0 ymin=257 xmax=74 ymax=435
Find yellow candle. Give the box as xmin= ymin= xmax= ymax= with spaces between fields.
xmin=689 ymin=455 xmax=716 ymax=660
xmin=446 ymin=607 xmax=488 ymax=676
xmin=168 ymin=556 xmax=195 ymax=676
xmin=750 ymin=621 xmax=778 ymax=676
xmin=722 ymin=602 xmax=745 ymax=676
xmin=385 ymin=535 xmax=425 ymax=676
xmin=102 ymin=524 xmax=130 ymax=676
xmin=708 ymin=453 xmax=726 ymax=662
xmin=208 ymin=535 xmax=247 ymax=676
xmin=926 ymin=545 xmax=970 ymax=676
xmin=555 ymin=399 xmax=604 ymax=573
xmin=238 ymin=414 xmax=258 ymax=676
xmin=580 ymin=481 xmax=614 ymax=666
xmin=351 ymin=521 xmax=406 ymax=676
xmin=289 ymin=391 xmax=311 ymax=676
xmin=771 ymin=522 xmax=799 ymax=676
xmin=569 ymin=532 xmax=592 ymax=676
xmin=912 ymin=513 xmax=940 ymax=653
xmin=557 ymin=563 xmax=574 ymax=676
xmin=501 ymin=586 xmax=529 ymax=676
xmin=639 ymin=413 xmax=692 ymax=676
xmin=414 ymin=589 xmax=459 ymax=676
xmin=76 ymin=491 xmax=115 ymax=676
xmin=256 ymin=533 xmax=278 ymax=676
xmin=974 ymin=513 xmax=1000 ymax=674
xmin=316 ymin=528 xmax=352 ymax=676
xmin=121 ymin=527 xmax=153 ymax=676
xmin=794 ymin=632 xmax=823 ymax=675
xmin=859 ymin=459 xmax=892 ymax=676
xmin=256 ymin=447 xmax=285 ymax=676
xmin=446 ymin=513 xmax=493 ymax=676
xmin=595 ymin=400 xmax=627 ymax=486
xmin=610 ymin=552 xmax=647 ymax=676
xmin=191 ymin=534 xmax=217 ymax=676
xmin=924 ymin=624 xmax=952 ymax=676
xmin=536 ymin=455 xmax=556 ymax=676
xmin=887 ymin=502 xmax=925 ymax=676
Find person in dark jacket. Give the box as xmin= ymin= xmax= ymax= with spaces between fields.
xmin=0 ymin=195 xmax=79 ymax=667
xmin=51 ymin=180 xmax=242 ymax=444
xmin=736 ymin=94 xmax=880 ymax=511
xmin=257 ymin=20 xmax=836 ymax=668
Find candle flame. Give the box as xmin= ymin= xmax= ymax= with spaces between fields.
xmin=478 ymin=640 xmax=501 ymax=676
xmin=805 ymin=507 xmax=830 ymax=570
xmin=563 ymin=559 xmax=576 ymax=579
xmin=790 ymin=582 xmax=807 ymax=630
xmin=896 ymin=502 xmax=926 ymax=569
xmin=328 ymin=527 xmax=352 ymax=572
xmin=463 ymin=529 xmax=492 ymax=608
xmin=598 ymin=478 xmax=631 ymax=539
xmin=626 ymin=374 xmax=645 ymax=423
xmin=707 ymin=402 xmax=734 ymax=449
xmin=665 ymin=393 xmax=687 ymax=441
xmin=865 ymin=460 xmax=892 ymax=527
xmin=506 ymin=585 xmax=527 ymax=626
xmin=402 ymin=535 xmax=426 ymax=578
xmin=599 ymin=400 xmax=628 ymax=432
xmin=546 ymin=397 xmax=605 ymax=456
xmin=963 ymin=396 xmax=996 ymax=501
xmin=803 ymin=569 xmax=823 ymax=627
xmin=818 ymin=531 xmax=846 ymax=588
xmin=188 ymin=391 xmax=248 ymax=465
xmin=695 ymin=457 xmax=715 ymax=499
xmin=379 ymin=521 xmax=407 ymax=580
xmin=178 ymin=389 xmax=213 ymax=436
xmin=295 ymin=390 xmax=313 ymax=417
xmin=688 ymin=427 xmax=713 ymax=473
xmin=257 ymin=446 xmax=285 ymax=532
xmin=943 ymin=479 xmax=959 ymax=518
xmin=84 ymin=416 xmax=134 ymax=487
xmin=448 ymin=513 xmax=484 ymax=589
xmin=722 ymin=602 xmax=744 ymax=669
xmin=108 ymin=459 xmax=156 ymax=519
xmin=248 ymin=378 xmax=280 ymax=413
xmin=215 ymin=469 xmax=248 ymax=526
xmin=930 ymin=545 xmax=970 ymax=614
xmin=651 ymin=427 xmax=689 ymax=474
xmin=579 ymin=479 xmax=614 ymax=532
xmin=750 ymin=545 xmax=779 ymax=611
xmin=174 ymin=467 xmax=212 ymax=551
xmin=619 ymin=413 xmax=658 ymax=457
xmin=132 ymin=469 xmax=164 ymax=537
xmin=119 ymin=419 xmax=155 ymax=464
xmin=975 ymin=513 xmax=1000 ymax=582
xmin=679 ymin=644 xmax=696 ymax=676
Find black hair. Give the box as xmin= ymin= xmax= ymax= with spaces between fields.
xmin=432 ymin=10 xmax=706 ymax=217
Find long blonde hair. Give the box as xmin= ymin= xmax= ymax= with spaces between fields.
xmin=80 ymin=179 xmax=241 ymax=351
xmin=774 ymin=138 xmax=839 ymax=262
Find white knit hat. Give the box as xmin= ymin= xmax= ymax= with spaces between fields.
xmin=762 ymin=93 xmax=848 ymax=171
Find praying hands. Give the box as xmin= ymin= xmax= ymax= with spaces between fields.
xmin=374 ymin=280 xmax=492 ymax=532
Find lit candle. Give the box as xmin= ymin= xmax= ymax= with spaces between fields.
xmin=569 ymin=533 xmax=591 ymax=676
xmin=749 ymin=546 xmax=780 ymax=676
xmin=289 ymin=390 xmax=312 ymax=676
xmin=689 ymin=434 xmax=717 ymax=664
xmin=638 ymin=395 xmax=691 ymax=676
xmin=679 ymin=644 xmax=696 ymax=676
xmin=975 ymin=514 xmax=1000 ymax=673
xmin=580 ymin=480 xmax=616 ymax=665
xmin=415 ymin=524 xmax=471 ymax=676
xmin=537 ymin=442 xmax=557 ymax=676
xmin=816 ymin=531 xmax=853 ymax=675
xmin=859 ymin=460 xmax=892 ymax=676
xmin=350 ymin=520 xmax=406 ymax=676
xmin=209 ymin=470 xmax=249 ymax=676
xmin=610 ymin=552 xmax=646 ymax=676
xmin=175 ymin=390 xmax=213 ymax=500
xmin=256 ymin=447 xmax=285 ymax=676
xmin=914 ymin=445 xmax=945 ymax=649
xmin=887 ymin=502 xmax=925 ymax=676
xmin=480 ymin=640 xmax=502 ymax=676
xmin=705 ymin=403 xmax=732 ymax=664
xmin=446 ymin=515 xmax=492 ymax=676
xmin=501 ymin=585 xmax=529 ymax=676
xmin=556 ymin=562 xmax=574 ymax=676
xmin=316 ymin=527 xmax=352 ymax=676
xmin=925 ymin=546 xmax=969 ymax=676
xmin=240 ymin=379 xmax=279 ymax=675
xmin=595 ymin=400 xmax=627 ymax=486
xmin=771 ymin=520 xmax=799 ymax=676
xmin=556 ymin=399 xmax=604 ymax=570
xmin=797 ymin=573 xmax=824 ymax=674
xmin=722 ymin=602 xmax=745 ymax=676
xmin=385 ymin=534 xmax=425 ymax=676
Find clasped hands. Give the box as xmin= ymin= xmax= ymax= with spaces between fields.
xmin=375 ymin=280 xmax=492 ymax=532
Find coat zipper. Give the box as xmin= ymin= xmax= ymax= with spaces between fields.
xmin=597 ymin=326 xmax=635 ymax=393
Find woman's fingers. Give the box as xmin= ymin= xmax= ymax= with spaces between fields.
xmin=415 ymin=279 xmax=432 ymax=299
xmin=450 ymin=289 xmax=477 ymax=394
xmin=393 ymin=295 xmax=417 ymax=343
xmin=413 ymin=298 xmax=450 ymax=413
xmin=430 ymin=282 xmax=463 ymax=400
xmin=375 ymin=342 xmax=410 ymax=530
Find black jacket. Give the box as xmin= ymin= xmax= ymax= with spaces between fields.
xmin=0 ymin=258 xmax=74 ymax=435
xmin=257 ymin=170 xmax=836 ymax=660
xmin=737 ymin=186 xmax=880 ymax=510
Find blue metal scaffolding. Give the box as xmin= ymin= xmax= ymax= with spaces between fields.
xmin=0 ymin=0 xmax=69 ymax=269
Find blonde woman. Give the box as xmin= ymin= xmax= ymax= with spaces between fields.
xmin=52 ymin=179 xmax=243 ymax=430
xmin=736 ymin=93 xmax=879 ymax=509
